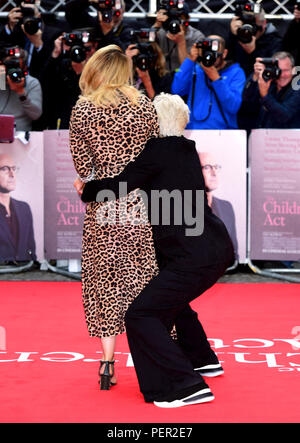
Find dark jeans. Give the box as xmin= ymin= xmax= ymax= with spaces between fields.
xmin=125 ymin=261 xmax=228 ymax=402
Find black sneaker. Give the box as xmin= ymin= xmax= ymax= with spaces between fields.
xmin=153 ymin=387 xmax=214 ymax=408
xmin=194 ymin=363 xmax=224 ymax=377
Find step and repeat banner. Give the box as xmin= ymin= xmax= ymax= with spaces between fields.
xmin=249 ymin=129 xmax=300 ymax=261
xmin=0 ymin=129 xmax=299 ymax=264
xmin=44 ymin=130 xmax=85 ymax=260
xmin=0 ymin=133 xmax=44 ymax=263
xmin=187 ymin=130 xmax=247 ymax=263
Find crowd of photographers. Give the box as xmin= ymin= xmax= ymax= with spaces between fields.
xmin=0 ymin=0 xmax=299 ymax=133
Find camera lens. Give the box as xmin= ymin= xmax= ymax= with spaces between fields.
xmin=237 ymin=24 xmax=254 ymax=44
xmin=23 ymin=17 xmax=40 ymax=35
xmin=70 ymin=46 xmax=86 ymax=63
xmin=168 ymin=20 xmax=181 ymax=34
xmin=7 ymin=68 xmax=23 ymax=83
xmin=202 ymin=52 xmax=216 ymax=67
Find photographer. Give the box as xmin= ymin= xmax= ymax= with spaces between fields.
xmin=65 ymin=0 xmax=130 ymax=49
xmin=40 ymin=29 xmax=98 ymax=129
xmin=0 ymin=46 xmax=42 ymax=131
xmin=0 ymin=1 xmax=62 ymax=80
xmin=154 ymin=1 xmax=204 ymax=74
xmin=125 ymin=31 xmax=172 ymax=100
xmin=241 ymin=52 xmax=300 ymax=130
xmin=283 ymin=3 xmax=300 ymax=67
xmin=227 ymin=2 xmax=282 ymax=77
xmin=171 ymin=35 xmax=246 ymax=129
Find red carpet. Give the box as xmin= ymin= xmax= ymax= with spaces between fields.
xmin=0 ymin=281 xmax=300 ymax=423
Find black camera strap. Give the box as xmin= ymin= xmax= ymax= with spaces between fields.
xmin=191 ymin=66 xmax=229 ymax=127
xmin=209 ymin=81 xmax=230 ymax=129
xmin=191 ymin=67 xmax=212 ymax=122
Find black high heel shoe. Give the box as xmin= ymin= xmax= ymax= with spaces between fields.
xmin=99 ymin=360 xmax=116 ymax=390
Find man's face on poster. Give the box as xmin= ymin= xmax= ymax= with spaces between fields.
xmin=0 ymin=154 xmax=17 ymax=194
xmin=199 ymin=152 xmax=221 ymax=192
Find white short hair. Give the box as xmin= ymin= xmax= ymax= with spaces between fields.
xmin=153 ymin=93 xmax=190 ymax=137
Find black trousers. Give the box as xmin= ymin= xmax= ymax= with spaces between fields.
xmin=125 ymin=261 xmax=228 ymax=403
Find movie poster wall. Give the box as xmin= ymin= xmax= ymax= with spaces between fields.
xmin=44 ymin=130 xmax=85 ymax=260
xmin=0 ymin=129 xmax=248 ymax=264
xmin=0 ymin=133 xmax=44 ymax=262
xmin=249 ymin=129 xmax=300 ymax=261
xmin=186 ymin=129 xmax=247 ymax=263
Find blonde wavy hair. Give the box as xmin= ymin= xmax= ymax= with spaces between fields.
xmin=79 ymin=44 xmax=140 ymax=107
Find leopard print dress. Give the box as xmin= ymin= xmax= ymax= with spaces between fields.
xmin=69 ymin=93 xmax=159 ymax=338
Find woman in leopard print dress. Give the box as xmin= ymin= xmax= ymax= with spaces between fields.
xmin=69 ymin=45 xmax=159 ymax=388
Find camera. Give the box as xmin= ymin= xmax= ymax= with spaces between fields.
xmin=3 ymin=58 xmax=27 ymax=84
xmin=130 ymin=29 xmax=158 ymax=71
xmin=159 ymin=0 xmax=189 ymax=35
xmin=132 ymin=43 xmax=158 ymax=71
xmin=95 ymin=0 xmax=122 ymax=23
xmin=196 ymin=39 xmax=222 ymax=67
xmin=130 ymin=28 xmax=156 ymax=43
xmin=63 ymin=31 xmax=95 ymax=63
xmin=260 ymin=58 xmax=281 ymax=82
xmin=235 ymin=2 xmax=262 ymax=44
xmin=0 ymin=46 xmax=21 ymax=63
xmin=15 ymin=0 xmax=41 ymax=35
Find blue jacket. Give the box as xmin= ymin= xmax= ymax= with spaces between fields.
xmin=171 ymin=58 xmax=246 ymax=129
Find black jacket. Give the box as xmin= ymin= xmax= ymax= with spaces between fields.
xmin=241 ymin=76 xmax=300 ymax=130
xmin=81 ymin=136 xmax=234 ymax=269
xmin=283 ymin=19 xmax=300 ymax=67
xmin=39 ymin=56 xmax=81 ymax=129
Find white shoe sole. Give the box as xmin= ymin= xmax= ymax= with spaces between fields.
xmin=194 ymin=364 xmax=224 ymax=377
xmin=153 ymin=388 xmax=214 ymax=408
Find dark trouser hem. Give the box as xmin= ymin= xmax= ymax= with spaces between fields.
xmin=145 ymin=381 xmax=208 ymax=403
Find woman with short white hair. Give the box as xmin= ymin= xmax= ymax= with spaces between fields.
xmin=154 ymin=92 xmax=190 ymax=136
xmin=80 ymin=92 xmax=234 ymax=408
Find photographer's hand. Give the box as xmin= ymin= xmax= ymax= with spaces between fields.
xmin=52 ymin=35 xmax=64 ymax=58
xmin=71 ymin=60 xmax=86 ymax=75
xmin=253 ymin=57 xmax=264 ymax=81
xmin=125 ymin=44 xmax=139 ymax=59
xmin=230 ymin=16 xmax=243 ymax=35
xmin=154 ymin=9 xmax=168 ymax=28
xmin=7 ymin=7 xmax=22 ymax=32
xmin=294 ymin=5 xmax=300 ymax=21
xmin=239 ymin=35 xmax=256 ymax=54
xmin=136 ymin=68 xmax=155 ymax=100
xmin=257 ymin=72 xmax=271 ymax=97
xmin=7 ymin=75 xmax=26 ymax=96
xmin=167 ymin=27 xmax=187 ymax=65
xmin=189 ymin=43 xmax=199 ymax=62
xmin=22 ymin=27 xmax=43 ymax=49
xmin=98 ymin=11 xmax=114 ymax=35
xmin=167 ymin=27 xmax=185 ymax=45
xmin=201 ymin=65 xmax=220 ymax=82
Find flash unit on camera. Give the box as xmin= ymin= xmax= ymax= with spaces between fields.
xmin=211 ymin=40 xmax=219 ymax=51
xmin=254 ymin=4 xmax=261 ymax=13
xmin=81 ymin=32 xmax=90 ymax=43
